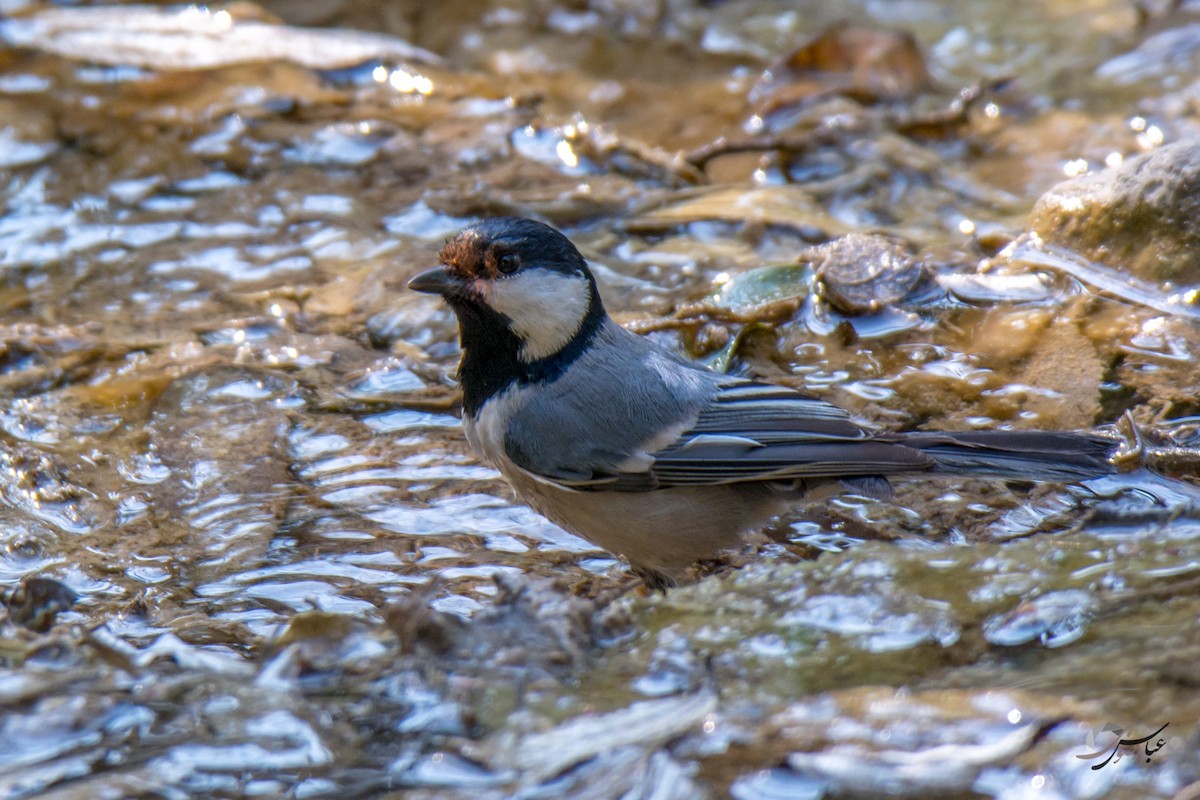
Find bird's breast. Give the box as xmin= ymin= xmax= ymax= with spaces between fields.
xmin=463 ymin=383 xmax=525 ymax=470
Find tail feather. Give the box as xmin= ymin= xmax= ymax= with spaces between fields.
xmin=899 ymin=430 xmax=1117 ymax=482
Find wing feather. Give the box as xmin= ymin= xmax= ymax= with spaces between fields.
xmin=555 ymin=379 xmax=933 ymax=491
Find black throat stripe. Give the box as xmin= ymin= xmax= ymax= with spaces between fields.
xmin=456 ymin=282 xmax=605 ymax=417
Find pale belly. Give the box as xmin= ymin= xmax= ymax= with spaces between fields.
xmin=502 ymin=465 xmax=792 ymax=581
xmin=464 ymin=395 xmax=796 ymax=583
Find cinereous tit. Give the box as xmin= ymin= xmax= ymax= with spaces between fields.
xmin=409 ymin=217 xmax=1114 ymax=589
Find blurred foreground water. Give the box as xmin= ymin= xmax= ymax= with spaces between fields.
xmin=1 ymin=1 xmax=1199 ymax=798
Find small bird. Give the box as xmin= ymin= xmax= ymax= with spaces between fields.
xmin=409 ymin=217 xmax=1117 ymax=590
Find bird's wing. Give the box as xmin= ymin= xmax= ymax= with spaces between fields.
xmin=558 ymin=380 xmax=935 ymax=491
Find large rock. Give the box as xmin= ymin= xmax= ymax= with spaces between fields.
xmin=1030 ymin=139 xmax=1200 ymax=285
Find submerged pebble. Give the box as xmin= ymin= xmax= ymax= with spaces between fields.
xmin=1 ymin=576 xmax=77 ymax=632
xmin=805 ymin=233 xmax=928 ymax=315
xmin=982 ymin=589 xmax=1098 ymax=648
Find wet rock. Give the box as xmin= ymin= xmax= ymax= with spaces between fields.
xmin=765 ymin=687 xmax=1069 ymax=797
xmin=702 ymin=264 xmax=810 ymax=322
xmin=1 ymin=576 xmax=78 ymax=632
xmin=386 ymin=574 xmax=624 ymax=677
xmin=343 ymin=360 xmax=425 ymax=400
xmin=529 ymin=748 xmax=707 ymax=800
xmin=937 ymin=272 xmax=1054 ymax=304
xmin=1030 ymin=139 xmax=1200 ymax=285
xmin=386 ymin=586 xmax=467 ymax=657
xmin=779 ymin=590 xmax=960 ymax=652
xmin=619 ymin=554 xmax=966 ymax=696
xmin=751 ymin=23 xmax=931 ymax=113
xmin=255 ymin=610 xmax=391 ymax=687
xmin=1097 ymin=23 xmax=1200 ymax=87
xmin=981 ymin=490 xmax=1084 ymax=542
xmin=788 ymin=718 xmax=1051 ymax=795
xmin=626 ymin=185 xmax=848 ymax=240
xmin=804 ymin=233 xmax=928 ymax=314
xmin=391 ymin=750 xmax=508 ymax=794
xmin=0 ymin=323 xmax=114 ymax=397
xmin=0 ymin=695 xmax=153 ymax=798
xmin=155 ymin=707 xmax=333 ymax=772
xmin=1079 ymin=470 xmax=1200 ymax=523
xmin=0 ymin=4 xmax=441 ymax=71
xmin=633 ymin=628 xmax=706 ymax=697
xmin=982 ymin=589 xmax=1097 ymax=648
xmin=0 ymin=441 xmax=95 ymax=534
xmin=480 ymin=692 xmax=717 ymax=786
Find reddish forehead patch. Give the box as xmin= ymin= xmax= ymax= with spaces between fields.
xmin=439 ymin=233 xmax=505 ymax=280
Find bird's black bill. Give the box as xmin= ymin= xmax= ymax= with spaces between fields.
xmin=408 ymin=267 xmax=464 ymax=295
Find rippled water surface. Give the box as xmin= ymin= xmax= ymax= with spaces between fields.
xmin=1 ymin=1 xmax=1199 ymax=798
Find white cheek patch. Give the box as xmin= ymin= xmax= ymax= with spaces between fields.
xmin=484 ymin=269 xmax=592 ymax=362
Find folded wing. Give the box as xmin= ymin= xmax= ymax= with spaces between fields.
xmin=554 ymin=380 xmax=934 ymax=491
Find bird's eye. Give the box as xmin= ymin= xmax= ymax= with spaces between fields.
xmin=497 ymin=253 xmax=521 ymax=274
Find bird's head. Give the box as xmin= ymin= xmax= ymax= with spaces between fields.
xmin=409 ymin=217 xmax=605 ymax=364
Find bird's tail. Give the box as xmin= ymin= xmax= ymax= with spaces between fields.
xmin=898 ymin=429 xmax=1118 ymax=482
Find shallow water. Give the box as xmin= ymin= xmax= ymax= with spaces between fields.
xmin=1 ymin=1 xmax=1199 ymax=798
